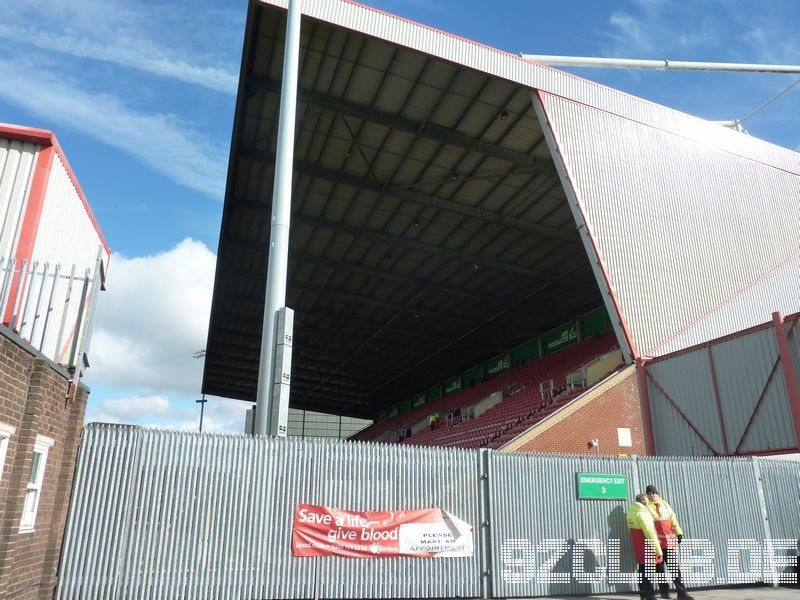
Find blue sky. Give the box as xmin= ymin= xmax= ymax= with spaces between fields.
xmin=1 ymin=0 xmax=797 ymax=432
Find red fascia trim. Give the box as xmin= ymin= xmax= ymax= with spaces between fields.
xmin=1 ymin=123 xmax=111 ymax=257
xmin=0 ymin=122 xmax=53 ymax=146
xmin=15 ymin=145 xmax=55 ymax=261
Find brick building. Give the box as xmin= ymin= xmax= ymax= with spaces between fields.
xmin=0 ymin=124 xmax=107 ymax=598
xmin=501 ymin=366 xmax=648 ymax=456
xmin=0 ymin=330 xmax=88 ymax=599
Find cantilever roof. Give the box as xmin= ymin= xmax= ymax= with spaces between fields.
xmin=203 ymin=0 xmax=799 ymax=418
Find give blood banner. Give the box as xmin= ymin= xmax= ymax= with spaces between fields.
xmin=292 ymin=503 xmax=473 ymax=558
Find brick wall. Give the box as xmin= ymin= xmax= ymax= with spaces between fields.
xmin=509 ymin=366 xmax=648 ymax=455
xmin=0 ymin=329 xmax=88 ymax=599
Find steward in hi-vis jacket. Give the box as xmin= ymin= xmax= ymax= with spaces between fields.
xmin=647 ymin=488 xmax=683 ymax=549
xmin=627 ymin=493 xmax=663 ymax=600
xmin=646 ymin=485 xmax=694 ymax=600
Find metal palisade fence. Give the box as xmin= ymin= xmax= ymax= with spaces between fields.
xmin=57 ymin=424 xmax=800 ymax=599
xmin=0 ymin=251 xmax=104 ymax=371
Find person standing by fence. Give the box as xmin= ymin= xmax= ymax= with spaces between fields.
xmin=646 ymin=484 xmax=694 ymax=600
xmin=627 ymin=493 xmax=663 ymax=600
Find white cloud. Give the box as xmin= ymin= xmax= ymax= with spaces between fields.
xmin=608 ymin=12 xmax=655 ymax=56
xmin=0 ymin=0 xmax=238 ymax=94
xmin=97 ymin=394 xmax=175 ymax=422
xmin=0 ymin=57 xmax=227 ymax=199
xmin=86 ymin=391 xmax=250 ymax=434
xmin=89 ymin=238 xmax=216 ymax=395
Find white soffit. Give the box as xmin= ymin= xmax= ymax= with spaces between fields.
xmin=257 ymin=0 xmax=799 ymax=173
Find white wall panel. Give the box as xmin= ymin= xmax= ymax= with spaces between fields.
xmin=257 ymin=0 xmax=800 ymax=174
xmin=31 ymin=153 xmax=108 ymax=361
xmin=0 ymin=138 xmax=39 ymax=261
xmin=539 ymin=92 xmax=799 ymax=357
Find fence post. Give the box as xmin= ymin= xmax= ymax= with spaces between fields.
xmin=752 ymin=456 xmax=777 ymax=587
xmin=478 ymin=448 xmax=493 ymax=598
xmin=38 ymin=263 xmax=60 ymax=352
xmin=28 ymin=261 xmax=48 ymax=343
xmin=54 ymin=264 xmax=76 ymax=361
xmin=630 ymin=454 xmax=641 ymax=496
xmin=66 ymin=270 xmax=90 ymax=369
xmin=8 ymin=258 xmax=27 ymax=328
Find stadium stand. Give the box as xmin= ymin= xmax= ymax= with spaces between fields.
xmin=353 ymin=332 xmax=619 ymax=449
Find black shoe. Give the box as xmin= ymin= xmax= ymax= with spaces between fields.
xmin=676 ymin=594 xmax=694 ymax=600
xmin=660 ymin=592 xmax=672 ymax=599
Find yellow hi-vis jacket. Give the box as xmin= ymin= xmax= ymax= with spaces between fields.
xmin=627 ymin=501 xmax=663 ymax=564
xmin=647 ymin=496 xmax=683 ymax=550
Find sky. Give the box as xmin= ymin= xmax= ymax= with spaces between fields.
xmin=1 ymin=0 xmax=797 ymax=433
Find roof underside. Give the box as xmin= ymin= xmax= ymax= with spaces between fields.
xmin=202 ymin=2 xmax=604 ymax=418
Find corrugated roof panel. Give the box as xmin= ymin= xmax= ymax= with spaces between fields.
xmin=538 ymin=91 xmax=798 ymax=357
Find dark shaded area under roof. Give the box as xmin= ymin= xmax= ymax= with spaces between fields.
xmin=202 ymin=2 xmax=603 ymax=419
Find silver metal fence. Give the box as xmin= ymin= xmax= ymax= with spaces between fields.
xmin=0 ymin=251 xmax=103 ymax=371
xmin=57 ymin=424 xmax=800 ymax=599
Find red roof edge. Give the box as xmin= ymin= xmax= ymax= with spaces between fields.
xmin=0 ymin=123 xmax=111 ymax=257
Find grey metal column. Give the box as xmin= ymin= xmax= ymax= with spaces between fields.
xmin=478 ymin=448 xmax=493 ymax=599
xmin=254 ymin=0 xmax=302 ymax=436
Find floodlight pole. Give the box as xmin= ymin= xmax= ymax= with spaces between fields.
xmin=254 ymin=0 xmax=301 ymax=437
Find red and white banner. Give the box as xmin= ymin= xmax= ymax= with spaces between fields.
xmin=292 ymin=504 xmax=473 ymax=558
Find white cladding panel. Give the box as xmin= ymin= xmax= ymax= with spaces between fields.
xmin=32 ymin=152 xmax=107 ymax=271
xmin=0 ymin=138 xmax=39 ymax=260
xmin=28 ymin=153 xmax=107 ymax=362
xmin=538 ymin=92 xmax=799 ymax=357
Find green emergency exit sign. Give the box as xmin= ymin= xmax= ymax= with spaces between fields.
xmin=577 ymin=473 xmax=628 ymax=500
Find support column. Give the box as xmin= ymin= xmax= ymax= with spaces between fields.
xmin=771 ymin=312 xmax=800 ymax=451
xmin=636 ymin=359 xmax=656 ymax=455
xmin=254 ymin=0 xmax=302 ymax=436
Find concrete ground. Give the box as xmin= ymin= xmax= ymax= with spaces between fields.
xmin=545 ymin=586 xmax=800 ymax=599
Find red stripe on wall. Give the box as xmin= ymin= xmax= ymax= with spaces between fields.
xmin=3 ymin=145 xmax=56 ymax=326
xmin=1 ymin=122 xmax=111 ymax=257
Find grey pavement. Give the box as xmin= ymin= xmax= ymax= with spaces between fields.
xmin=545 ymin=586 xmax=800 ymax=599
